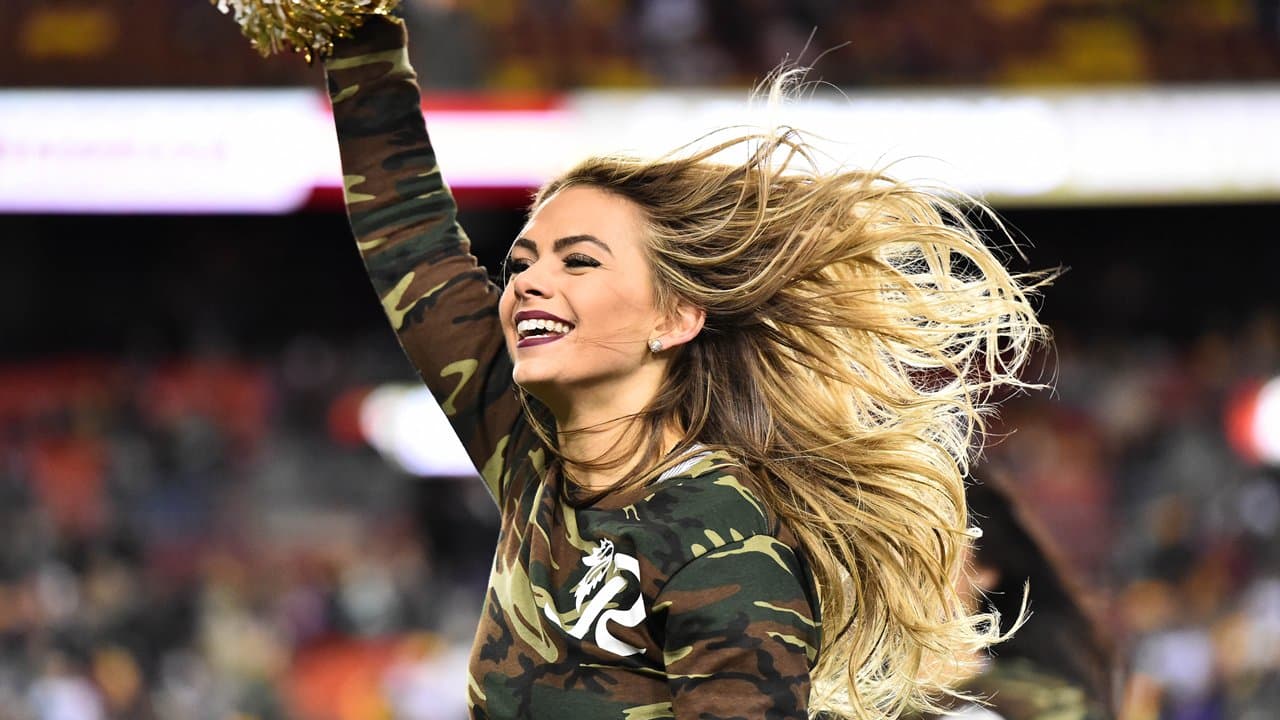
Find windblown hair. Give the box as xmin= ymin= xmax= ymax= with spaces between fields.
xmin=520 ymin=121 xmax=1052 ymax=718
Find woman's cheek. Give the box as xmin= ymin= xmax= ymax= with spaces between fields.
xmin=497 ymin=297 xmax=517 ymax=357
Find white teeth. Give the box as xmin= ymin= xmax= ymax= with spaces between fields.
xmin=516 ymin=318 xmax=573 ymax=338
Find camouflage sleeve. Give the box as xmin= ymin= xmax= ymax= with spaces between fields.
xmin=656 ymin=535 xmax=819 ymax=719
xmin=322 ymin=16 xmax=522 ymax=502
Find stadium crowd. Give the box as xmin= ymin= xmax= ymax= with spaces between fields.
xmin=3 ymin=0 xmax=1279 ymax=88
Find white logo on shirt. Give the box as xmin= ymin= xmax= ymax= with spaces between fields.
xmin=542 ymin=538 xmax=646 ymax=656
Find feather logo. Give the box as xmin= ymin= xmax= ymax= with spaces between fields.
xmin=543 ymin=538 xmax=646 ymax=656
xmin=573 ymin=539 xmax=616 ymax=610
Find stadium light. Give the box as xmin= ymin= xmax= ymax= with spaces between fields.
xmin=355 ymin=384 xmax=477 ymax=478
xmin=1227 ymin=376 xmax=1280 ymax=467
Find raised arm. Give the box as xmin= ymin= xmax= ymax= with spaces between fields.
xmin=324 ymin=16 xmax=522 ymax=501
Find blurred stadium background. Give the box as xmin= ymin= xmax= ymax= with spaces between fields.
xmin=2 ymin=1 xmax=1279 ymax=719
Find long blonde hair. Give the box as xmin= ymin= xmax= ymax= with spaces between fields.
xmin=523 ymin=122 xmax=1051 ymax=718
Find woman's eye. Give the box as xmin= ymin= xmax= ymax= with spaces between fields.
xmin=564 ymin=254 xmax=601 ymax=269
xmin=505 ymin=257 xmax=531 ymax=275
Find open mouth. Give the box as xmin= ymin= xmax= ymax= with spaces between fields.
xmin=516 ymin=317 xmax=574 ymax=347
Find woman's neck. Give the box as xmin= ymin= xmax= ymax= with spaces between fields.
xmin=557 ymin=416 xmax=643 ymax=491
xmin=554 ymin=406 xmax=682 ymax=492
xmin=531 ymin=357 xmax=683 ymax=490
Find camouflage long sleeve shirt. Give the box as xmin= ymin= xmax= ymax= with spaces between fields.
xmin=324 ymin=17 xmax=821 ymax=719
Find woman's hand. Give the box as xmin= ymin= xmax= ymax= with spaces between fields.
xmin=210 ymin=0 xmax=403 ymax=62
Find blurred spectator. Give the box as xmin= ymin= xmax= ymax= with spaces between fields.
xmin=28 ymin=649 xmax=105 ymax=720
xmin=401 ymin=0 xmax=488 ymax=90
xmin=962 ymin=471 xmax=1116 ymax=718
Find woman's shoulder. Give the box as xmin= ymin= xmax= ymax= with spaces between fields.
xmin=628 ymin=451 xmax=818 ymax=611
xmin=638 ymin=448 xmax=776 ymax=545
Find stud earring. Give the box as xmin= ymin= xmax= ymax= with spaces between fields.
xmin=648 ymin=338 xmax=664 ymax=353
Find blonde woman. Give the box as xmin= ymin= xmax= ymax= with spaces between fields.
xmin=220 ymin=7 xmax=1049 ymax=718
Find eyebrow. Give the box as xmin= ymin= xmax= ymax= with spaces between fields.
xmin=512 ymin=234 xmax=614 ymax=257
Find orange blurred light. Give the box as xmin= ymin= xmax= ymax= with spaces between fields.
xmin=328 ymin=386 xmax=373 ymax=447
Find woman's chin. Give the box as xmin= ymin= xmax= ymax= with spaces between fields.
xmin=512 ymin=371 xmax=560 ymax=401
xmin=514 ymin=381 xmax=571 ymax=418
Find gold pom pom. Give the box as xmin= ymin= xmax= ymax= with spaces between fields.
xmin=212 ymin=0 xmax=402 ymax=63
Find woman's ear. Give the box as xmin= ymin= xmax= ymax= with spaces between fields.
xmin=654 ymin=301 xmax=705 ymax=351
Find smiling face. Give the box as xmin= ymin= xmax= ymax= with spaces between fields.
xmin=498 ymin=185 xmax=671 ymax=413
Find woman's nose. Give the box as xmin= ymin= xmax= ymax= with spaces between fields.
xmin=512 ymin=262 xmax=552 ymax=299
